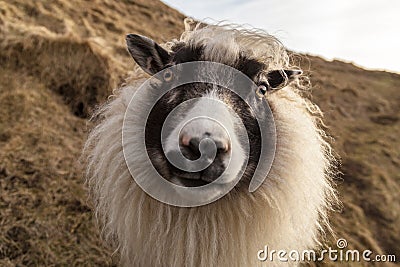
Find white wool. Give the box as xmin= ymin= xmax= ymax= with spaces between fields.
xmin=83 ymin=20 xmax=338 ymax=266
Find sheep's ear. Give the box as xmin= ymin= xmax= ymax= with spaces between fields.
xmin=126 ymin=34 xmax=171 ymax=75
xmin=267 ymin=69 xmax=302 ymax=89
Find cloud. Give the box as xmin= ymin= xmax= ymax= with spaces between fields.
xmin=162 ymin=0 xmax=400 ymax=72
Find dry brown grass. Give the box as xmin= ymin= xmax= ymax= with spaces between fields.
xmin=302 ymin=58 xmax=400 ymax=266
xmin=0 ymin=0 xmax=183 ymax=266
xmin=0 ymin=0 xmax=398 ymax=266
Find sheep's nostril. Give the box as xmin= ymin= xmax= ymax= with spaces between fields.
xmin=179 ymin=135 xmax=201 ymax=159
xmin=216 ymin=140 xmax=230 ymax=154
xmin=188 ymin=137 xmax=201 ymax=157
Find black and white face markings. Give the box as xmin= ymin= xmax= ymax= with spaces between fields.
xmin=126 ymin=34 xmax=300 ymax=188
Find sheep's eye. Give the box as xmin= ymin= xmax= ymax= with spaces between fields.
xmin=256 ymin=84 xmax=268 ymax=98
xmin=163 ymin=69 xmax=173 ymax=82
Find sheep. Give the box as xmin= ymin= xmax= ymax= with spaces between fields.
xmin=83 ymin=19 xmax=338 ymax=266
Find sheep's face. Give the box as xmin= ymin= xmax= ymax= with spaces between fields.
xmin=125 ymin=34 xmax=301 ymax=192
xmin=145 ymin=79 xmax=259 ymax=188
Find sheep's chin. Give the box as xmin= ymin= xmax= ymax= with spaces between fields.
xmin=168 ymin=166 xmax=240 ymax=188
xmin=169 ymin=176 xmax=210 ymax=187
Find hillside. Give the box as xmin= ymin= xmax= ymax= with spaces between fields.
xmin=0 ymin=0 xmax=398 ymax=266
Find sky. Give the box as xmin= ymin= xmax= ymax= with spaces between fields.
xmin=162 ymin=0 xmax=400 ymax=73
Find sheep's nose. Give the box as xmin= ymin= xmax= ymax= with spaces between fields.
xmin=179 ymin=133 xmax=230 ymax=161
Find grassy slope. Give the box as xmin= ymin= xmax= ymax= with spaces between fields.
xmin=305 ymin=58 xmax=400 ymax=266
xmin=0 ymin=0 xmax=398 ymax=266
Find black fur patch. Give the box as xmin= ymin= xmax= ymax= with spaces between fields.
xmin=236 ymin=53 xmax=265 ymax=80
xmin=171 ymin=43 xmax=204 ymax=63
xmin=171 ymin=43 xmax=265 ymax=80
